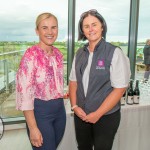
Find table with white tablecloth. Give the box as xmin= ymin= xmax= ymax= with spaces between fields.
xmin=58 ymin=99 xmax=150 ymax=150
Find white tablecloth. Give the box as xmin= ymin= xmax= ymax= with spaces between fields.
xmin=58 ymin=99 xmax=150 ymax=150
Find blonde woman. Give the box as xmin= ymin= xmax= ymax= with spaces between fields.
xmin=16 ymin=12 xmax=66 ymax=150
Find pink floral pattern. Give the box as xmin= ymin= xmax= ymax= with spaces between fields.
xmin=16 ymin=45 xmax=64 ymax=110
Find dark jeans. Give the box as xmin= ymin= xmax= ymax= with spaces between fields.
xmin=74 ymin=109 xmax=121 ymax=150
xmin=26 ymin=98 xmax=66 ymax=150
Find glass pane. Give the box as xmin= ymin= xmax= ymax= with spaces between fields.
xmin=0 ymin=0 xmax=68 ymax=118
xmin=136 ymin=0 xmax=150 ymax=82
xmin=75 ymin=0 xmax=130 ymax=55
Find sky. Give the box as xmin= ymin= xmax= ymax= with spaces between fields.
xmin=0 ymin=0 xmax=149 ymax=42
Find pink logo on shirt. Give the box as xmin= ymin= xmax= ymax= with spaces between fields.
xmin=98 ymin=60 xmax=104 ymax=67
xmin=96 ymin=59 xmax=105 ymax=69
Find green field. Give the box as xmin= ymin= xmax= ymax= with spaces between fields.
xmin=0 ymin=41 xmax=145 ymax=74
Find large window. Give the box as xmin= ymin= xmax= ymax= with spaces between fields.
xmin=75 ymin=0 xmax=130 ymax=55
xmin=1 ymin=0 xmax=149 ymax=120
xmin=0 ymin=0 xmax=68 ymax=118
xmin=136 ymin=0 xmax=150 ymax=80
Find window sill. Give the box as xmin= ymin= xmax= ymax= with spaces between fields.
xmin=3 ymin=117 xmax=26 ymax=130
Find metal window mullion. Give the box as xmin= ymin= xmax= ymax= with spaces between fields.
xmin=67 ymin=0 xmax=76 ymax=84
xmin=128 ymin=0 xmax=140 ymax=79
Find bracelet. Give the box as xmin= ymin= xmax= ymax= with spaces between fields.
xmin=71 ymin=105 xmax=78 ymax=111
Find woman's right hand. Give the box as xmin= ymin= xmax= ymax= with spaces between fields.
xmin=74 ymin=107 xmax=86 ymax=120
xmin=30 ymin=127 xmax=43 ymax=147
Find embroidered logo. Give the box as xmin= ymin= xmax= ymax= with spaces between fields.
xmin=96 ymin=59 xmax=105 ymax=69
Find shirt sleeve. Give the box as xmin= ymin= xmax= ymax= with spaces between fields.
xmin=69 ymin=56 xmax=77 ymax=81
xmin=110 ymin=47 xmax=131 ymax=88
xmin=16 ymin=50 xmax=35 ymax=111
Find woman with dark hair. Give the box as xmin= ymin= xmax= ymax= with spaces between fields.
xmin=69 ymin=9 xmax=131 ymax=150
xmin=143 ymin=39 xmax=150 ymax=81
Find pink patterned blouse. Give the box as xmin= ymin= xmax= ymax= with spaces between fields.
xmin=16 ymin=45 xmax=64 ymax=111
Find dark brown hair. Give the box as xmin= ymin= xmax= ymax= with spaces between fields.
xmin=78 ymin=9 xmax=107 ymax=41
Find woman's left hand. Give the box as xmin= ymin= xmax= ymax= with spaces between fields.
xmin=83 ymin=112 xmax=100 ymax=124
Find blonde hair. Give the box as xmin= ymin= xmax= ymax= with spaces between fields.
xmin=146 ymin=39 xmax=150 ymax=45
xmin=36 ymin=12 xmax=58 ymax=29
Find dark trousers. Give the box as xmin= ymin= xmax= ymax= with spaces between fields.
xmin=74 ymin=109 xmax=120 ymax=150
xmin=144 ymin=64 xmax=150 ymax=79
xmin=27 ymin=98 xmax=66 ymax=150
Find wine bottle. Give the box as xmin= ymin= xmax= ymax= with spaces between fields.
xmin=133 ymin=80 xmax=140 ymax=104
xmin=127 ymin=80 xmax=134 ymax=105
xmin=121 ymin=91 xmax=126 ymax=105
